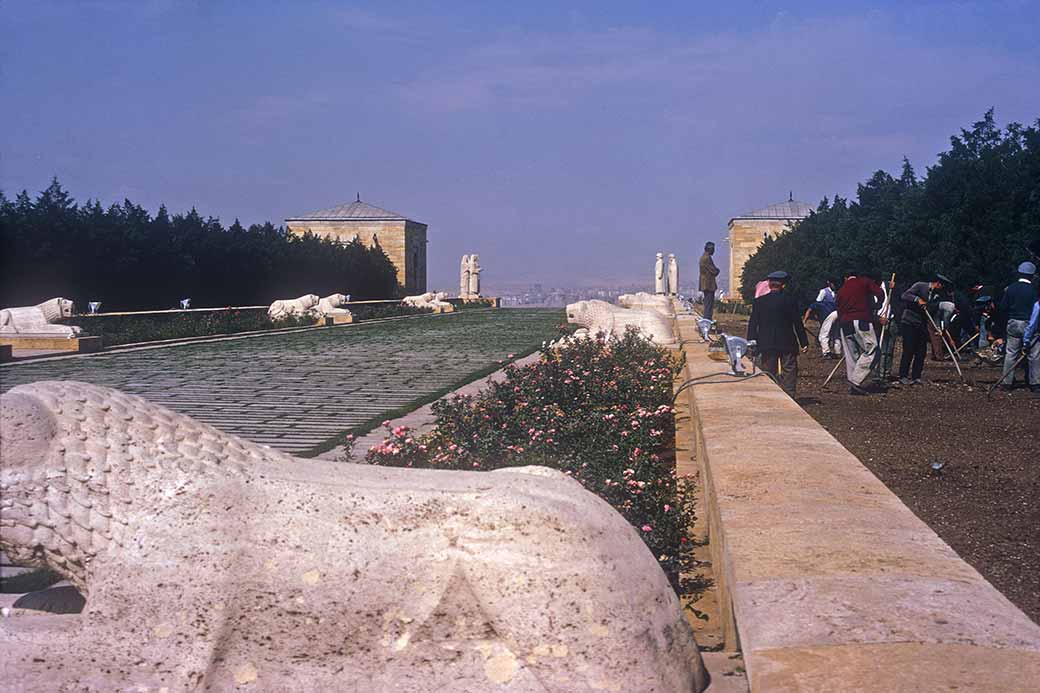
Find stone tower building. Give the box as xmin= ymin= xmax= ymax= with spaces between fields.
xmin=727 ymin=197 xmax=812 ymax=296
xmin=285 ymin=197 xmax=427 ymax=295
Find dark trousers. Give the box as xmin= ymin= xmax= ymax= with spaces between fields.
xmin=759 ymin=350 xmax=798 ymax=397
xmin=899 ymin=325 xmax=928 ymax=380
xmin=702 ymin=290 xmax=716 ymax=320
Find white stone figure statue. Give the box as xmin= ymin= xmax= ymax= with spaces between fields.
xmin=566 ymin=299 xmax=676 ymax=345
xmin=267 ymin=294 xmax=320 ymax=320
xmin=468 ymin=254 xmax=481 ymax=297
xmin=0 ymin=298 xmax=82 ymax=338
xmin=667 ymin=254 xmax=678 ymax=296
xmin=459 ymin=255 xmax=471 ymax=298
xmin=0 ymin=381 xmax=708 ymax=692
xmin=654 ymin=253 xmax=666 ymax=295
xmin=617 ymin=292 xmax=675 ymax=317
xmin=403 ymin=291 xmax=452 ymax=309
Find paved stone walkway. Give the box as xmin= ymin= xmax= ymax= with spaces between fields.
xmin=0 ymin=310 xmax=562 ymax=455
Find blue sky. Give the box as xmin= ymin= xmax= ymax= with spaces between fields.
xmin=4 ymin=1 xmax=1039 ymax=290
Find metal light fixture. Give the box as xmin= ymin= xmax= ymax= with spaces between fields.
xmin=180 ymin=298 xmax=191 ymax=310
xmin=88 ymin=302 xmax=101 ymax=315
xmin=722 ymin=334 xmax=756 ymax=376
xmin=697 ymin=318 xmax=715 ymax=343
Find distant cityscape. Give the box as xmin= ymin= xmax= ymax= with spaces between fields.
xmin=490 ymin=284 xmax=715 ymax=307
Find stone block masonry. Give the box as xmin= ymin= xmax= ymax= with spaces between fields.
xmin=286 ymin=219 xmax=427 ymax=295
xmin=0 ymin=310 xmax=561 ymax=456
xmin=675 ymin=316 xmax=1040 ymax=691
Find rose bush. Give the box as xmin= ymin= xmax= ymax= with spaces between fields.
xmin=366 ymin=328 xmax=705 ymax=601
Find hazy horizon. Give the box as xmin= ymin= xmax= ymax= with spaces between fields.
xmin=4 ymin=1 xmax=1039 ymax=290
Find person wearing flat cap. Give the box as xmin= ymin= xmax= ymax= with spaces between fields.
xmin=746 ymin=271 xmax=809 ymax=397
xmin=897 ymin=273 xmax=949 ymax=385
xmin=995 ymin=261 xmax=1039 ymax=392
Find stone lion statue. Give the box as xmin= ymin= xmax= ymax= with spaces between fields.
xmin=0 ymin=381 xmax=706 ymax=692
xmin=403 ymin=291 xmax=451 ymax=309
xmin=0 ymin=298 xmax=82 ymax=338
xmin=617 ymin=292 xmax=675 ymax=317
xmin=317 ymin=293 xmax=352 ymax=316
xmin=267 ymin=294 xmax=320 ymax=320
xmin=566 ymin=299 xmax=676 ymax=345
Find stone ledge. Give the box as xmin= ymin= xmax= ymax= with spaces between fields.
xmin=0 ymin=335 xmax=103 ymax=353
xmin=677 ymin=320 xmax=1040 ymax=690
xmin=749 ymin=642 xmax=1040 ymax=692
xmin=319 ymin=314 xmax=354 ymax=325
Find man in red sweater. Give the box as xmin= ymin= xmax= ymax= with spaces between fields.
xmin=836 ymin=270 xmax=886 ymax=394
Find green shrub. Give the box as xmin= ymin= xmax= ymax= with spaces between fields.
xmin=365 ymin=328 xmax=705 ymax=600
xmin=65 ymin=309 xmax=313 ymax=346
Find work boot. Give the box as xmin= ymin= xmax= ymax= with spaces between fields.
xmin=849 ymin=383 xmax=872 ymax=396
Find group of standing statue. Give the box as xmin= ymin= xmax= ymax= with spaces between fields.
xmin=654 ymin=253 xmax=679 ymax=296
xmin=459 ymin=254 xmax=482 ymax=298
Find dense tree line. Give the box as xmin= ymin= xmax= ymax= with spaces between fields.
xmin=0 ymin=180 xmax=400 ymax=311
xmin=741 ymin=111 xmax=1040 ymax=305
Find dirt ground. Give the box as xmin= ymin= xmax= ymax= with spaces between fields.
xmin=715 ymin=313 xmax=1040 ymax=624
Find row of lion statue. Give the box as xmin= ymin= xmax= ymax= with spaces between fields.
xmin=565 ymin=292 xmax=677 ymax=345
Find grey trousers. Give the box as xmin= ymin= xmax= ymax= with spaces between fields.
xmin=841 ymin=321 xmax=878 ymax=386
xmin=701 ymin=291 xmax=716 ymax=320
xmin=1001 ymin=319 xmax=1040 ymax=386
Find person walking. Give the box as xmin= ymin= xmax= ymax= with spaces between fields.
xmin=836 ymin=270 xmax=885 ymax=395
xmin=747 ymin=271 xmax=809 ymax=397
xmin=897 ymin=275 xmax=948 ymax=384
xmin=996 ymin=261 xmax=1039 ymax=392
xmin=698 ymin=242 xmax=720 ymax=319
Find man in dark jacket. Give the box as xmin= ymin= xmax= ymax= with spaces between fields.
xmin=898 ymin=274 xmax=948 ymax=384
xmin=747 ymin=271 xmax=809 ymax=397
xmin=699 ymin=242 xmax=720 ymax=320
xmin=996 ymin=261 xmax=1039 ymax=391
xmin=836 ymin=270 xmax=885 ymax=394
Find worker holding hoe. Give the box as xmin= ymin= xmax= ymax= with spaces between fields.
xmin=836 ymin=270 xmax=886 ymax=395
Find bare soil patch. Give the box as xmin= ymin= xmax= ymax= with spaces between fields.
xmin=715 ymin=313 xmax=1040 ymax=624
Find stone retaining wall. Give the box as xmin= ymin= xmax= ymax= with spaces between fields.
xmin=675 ymin=317 xmax=1040 ymax=691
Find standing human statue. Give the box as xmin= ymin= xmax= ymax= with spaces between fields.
xmin=667 ymin=254 xmax=678 ymax=297
xmin=654 ymin=253 xmax=666 ymax=295
xmin=468 ymin=254 xmax=482 ymax=297
xmin=459 ymin=255 xmax=471 ymax=298
xmin=698 ymin=242 xmax=720 ymax=320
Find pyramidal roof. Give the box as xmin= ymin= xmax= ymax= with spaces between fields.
xmin=733 ymin=198 xmax=814 ymax=221
xmin=286 ymin=196 xmax=414 ymax=222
